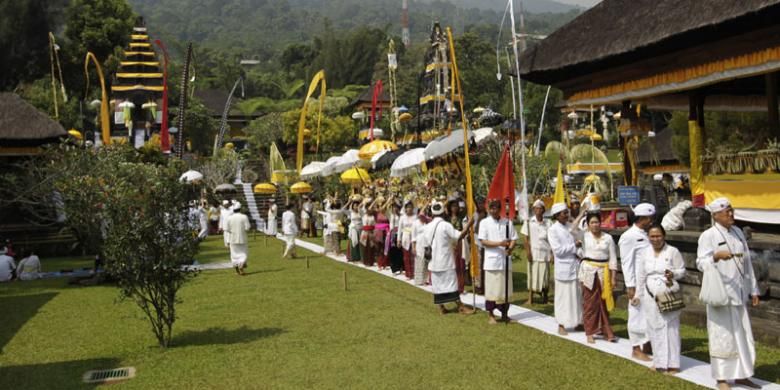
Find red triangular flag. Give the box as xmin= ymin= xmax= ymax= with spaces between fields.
xmin=487 ymin=145 xmax=516 ymax=220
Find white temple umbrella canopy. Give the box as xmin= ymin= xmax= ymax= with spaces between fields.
xmin=214 ymin=183 xmax=237 ymax=192
xmin=370 ymin=149 xmax=390 ymax=169
xmin=390 ymin=147 xmax=425 ymax=177
xmin=473 ymin=127 xmax=496 ymax=145
xmin=331 ymin=149 xmax=365 ymax=173
xmin=423 ymin=129 xmax=473 ymax=160
xmin=179 ymin=170 xmax=203 ymax=183
xmin=300 ymin=161 xmax=326 ymax=180
xmin=320 ymin=156 xmax=342 ymax=177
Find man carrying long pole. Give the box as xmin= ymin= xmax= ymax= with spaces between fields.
xmin=478 ymin=199 xmax=517 ymax=324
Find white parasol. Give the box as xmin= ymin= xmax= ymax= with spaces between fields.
xmin=473 ymin=127 xmax=496 ymax=145
xmin=300 ymin=161 xmax=327 ymax=180
xmin=390 ymin=148 xmax=425 ymax=177
xmin=423 ymin=129 xmax=473 ymax=160
xmin=179 ymin=170 xmax=203 ymax=183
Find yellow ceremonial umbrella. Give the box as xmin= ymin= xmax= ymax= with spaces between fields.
xmin=290 ymin=181 xmax=313 ymax=194
xmin=398 ymin=112 xmax=413 ymax=122
xmin=254 ymin=182 xmax=277 ymax=194
xmin=340 ymin=167 xmax=370 ymax=185
xmin=358 ymin=140 xmax=398 ymax=160
xmin=590 ymin=134 xmax=603 ymax=142
xmin=68 ymin=129 xmax=83 ymax=140
xmin=224 ymin=142 xmax=235 ymax=149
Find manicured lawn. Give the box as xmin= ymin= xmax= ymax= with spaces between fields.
xmin=0 ymin=235 xmax=777 ymax=389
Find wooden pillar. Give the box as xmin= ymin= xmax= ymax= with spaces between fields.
xmin=767 ymin=72 xmax=779 ymax=136
xmin=621 ymin=100 xmax=633 ymax=186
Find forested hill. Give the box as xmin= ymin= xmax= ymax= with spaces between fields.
xmin=423 ymin=0 xmax=580 ymax=13
xmin=127 ymin=0 xmax=580 ymax=55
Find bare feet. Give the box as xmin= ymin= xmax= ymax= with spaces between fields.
xmin=735 ymin=379 xmax=761 ymax=389
xmin=488 ymin=316 xmax=498 ymax=325
xmin=587 ymin=335 xmax=595 ymax=344
xmin=632 ymin=349 xmax=652 ymax=362
xmin=716 ymin=381 xmax=731 ymax=390
xmin=458 ymin=306 xmax=475 ymax=315
xmin=439 ymin=305 xmax=449 ymax=315
xmin=558 ymin=325 xmax=568 ymax=336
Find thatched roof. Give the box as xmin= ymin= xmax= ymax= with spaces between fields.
xmin=520 ymin=0 xmax=780 ymax=84
xmin=0 ymin=93 xmax=66 ymax=142
xmin=351 ymin=85 xmax=391 ymax=108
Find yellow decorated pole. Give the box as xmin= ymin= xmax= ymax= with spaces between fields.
xmin=84 ymin=52 xmax=110 ymax=145
xmin=296 ymin=70 xmax=326 ymax=174
xmin=446 ymin=27 xmax=479 ymax=286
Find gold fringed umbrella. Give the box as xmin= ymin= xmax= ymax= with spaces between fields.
xmin=358 ymin=139 xmax=398 ymax=160
xmin=290 ymin=181 xmax=312 ymax=194
xmin=68 ymin=129 xmax=83 ymax=140
xmin=340 ymin=168 xmax=371 ymax=185
xmin=254 ymin=183 xmax=277 ymax=194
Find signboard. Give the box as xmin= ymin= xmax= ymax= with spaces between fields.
xmin=617 ymin=186 xmax=641 ymax=206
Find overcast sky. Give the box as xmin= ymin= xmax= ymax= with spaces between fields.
xmin=556 ymin=0 xmax=601 ymax=7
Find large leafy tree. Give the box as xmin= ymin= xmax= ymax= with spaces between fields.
xmin=0 ymin=0 xmax=57 ymax=89
xmin=64 ymin=0 xmax=135 ymax=67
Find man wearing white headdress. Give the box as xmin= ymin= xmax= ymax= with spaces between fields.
xmin=697 ymin=198 xmax=761 ymax=390
xmin=521 ymin=199 xmax=552 ymax=304
xmin=282 ymin=203 xmax=298 ymax=259
xmin=219 ymin=200 xmax=234 ymax=248
xmin=197 ymin=200 xmax=209 ymax=241
xmin=225 ymin=202 xmax=251 ymax=275
xmin=547 ymin=202 xmax=583 ymax=335
xmin=424 ymin=200 xmax=474 ymax=315
xmin=618 ymin=202 xmax=655 ymax=361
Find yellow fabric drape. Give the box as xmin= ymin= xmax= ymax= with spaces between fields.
xmin=84 ymin=52 xmax=110 ymax=145
xmin=129 ymin=42 xmax=151 ymax=48
xmin=111 ymin=85 xmax=164 ymax=92
xmin=446 ymin=27 xmax=479 ymax=280
xmin=688 ymin=120 xmax=705 ymax=197
xmin=116 ymin=72 xmax=163 ymax=78
xmin=704 ymin=177 xmax=780 ymax=210
xmin=131 ymin=34 xmax=149 ymax=40
xmin=269 ymin=143 xmax=288 ymax=185
xmin=296 ymin=70 xmax=326 ymax=174
xmin=124 ymin=51 xmax=156 ymax=57
xmin=553 ymin=162 xmax=566 ymax=205
xmin=569 ymin=46 xmax=780 ymax=103
xmin=120 ymin=61 xmax=160 ymax=67
xmin=586 ymin=261 xmax=614 ymax=312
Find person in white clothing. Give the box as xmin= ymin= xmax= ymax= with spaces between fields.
xmin=478 ymin=199 xmax=517 ymax=324
xmin=266 ymin=200 xmax=278 ymax=236
xmin=219 ymin=200 xmax=234 ymax=248
xmin=197 ymin=201 xmax=209 ymax=241
xmin=547 ymin=202 xmax=583 ymax=335
xmin=225 ymin=203 xmax=251 ymax=275
xmin=16 ymin=250 xmax=42 ymax=281
xmin=637 ymin=224 xmax=685 ymax=375
xmin=618 ymin=202 xmax=655 ymax=361
xmin=411 ymin=207 xmax=430 ymax=285
xmin=301 ymin=197 xmax=314 ymax=237
xmin=397 ymin=202 xmax=418 ymax=280
xmin=282 ymin=204 xmax=298 ymax=258
xmin=424 ymin=200 xmax=474 ymax=315
xmin=697 ymin=197 xmax=760 ymax=390
xmin=521 ymin=199 xmax=552 ymax=304
xmin=0 ymin=247 xmax=16 ymax=282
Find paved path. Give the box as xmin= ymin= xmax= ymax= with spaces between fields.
xmin=285 ymin=237 xmax=779 ymax=390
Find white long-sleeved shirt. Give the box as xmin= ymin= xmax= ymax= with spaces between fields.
xmin=398 ymin=214 xmax=418 ymax=251
xmin=636 ymin=244 xmax=685 ymax=299
xmin=520 ymin=216 xmax=552 ymax=262
xmin=547 ymin=221 xmax=579 ymax=281
xmin=696 ymin=223 xmax=759 ymax=305
xmin=0 ymin=254 xmax=16 ymax=282
xmin=282 ymin=210 xmax=298 ymax=235
xmin=477 ymin=216 xmax=517 ymax=271
xmin=577 ymin=231 xmax=618 ymax=289
xmin=225 ymin=212 xmax=251 ymax=245
xmin=618 ymin=225 xmax=650 ymax=289
xmin=423 ymin=217 xmax=461 ymax=272
xmin=219 ymin=206 xmax=233 ymax=230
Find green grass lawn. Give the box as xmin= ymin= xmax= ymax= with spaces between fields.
xmin=1 ymin=235 xmax=778 ymax=389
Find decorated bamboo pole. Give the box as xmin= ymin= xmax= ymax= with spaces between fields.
xmin=84 ymin=52 xmax=111 ymax=146
xmin=154 ymin=39 xmax=171 ymax=154
xmin=446 ymin=27 xmax=479 ymax=309
xmin=213 ymin=77 xmax=244 ymax=155
xmin=176 ymin=43 xmax=193 ymax=158
xmin=296 ymin=70 xmax=326 ymax=174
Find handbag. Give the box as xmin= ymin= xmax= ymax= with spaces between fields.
xmin=647 ymin=285 xmax=685 ymax=313
xmin=423 ymin=221 xmax=442 ymax=261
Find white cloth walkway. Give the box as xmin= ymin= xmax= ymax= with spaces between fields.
xmin=288 ymin=237 xmax=779 ymax=390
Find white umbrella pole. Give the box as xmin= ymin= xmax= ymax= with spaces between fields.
xmin=536 ymin=85 xmax=551 ymax=155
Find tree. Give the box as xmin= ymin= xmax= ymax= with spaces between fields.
xmin=100 ymin=157 xmax=199 ymax=348
xmin=199 ymin=149 xmax=240 ymax=189
xmin=0 ymin=143 xmax=199 ymax=347
xmin=174 ymin=99 xmax=218 ymax=156
xmin=64 ymin=0 xmax=135 ymax=69
xmin=0 ymin=0 xmax=56 ymax=89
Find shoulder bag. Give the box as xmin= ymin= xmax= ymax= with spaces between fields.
xmin=423 ymin=221 xmax=442 ymax=261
